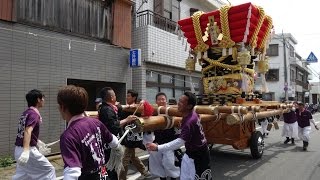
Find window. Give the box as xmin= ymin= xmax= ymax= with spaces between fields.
xmin=185 ymin=76 xmax=200 ymax=95
xmin=175 ymin=75 xmax=185 ymax=87
xmin=160 ymin=73 xmax=173 ymax=84
xmin=297 ymin=71 xmax=303 ymax=82
xmin=154 ymin=0 xmax=180 ymax=21
xmin=175 ymin=89 xmax=184 ymax=99
xmin=289 ymin=44 xmax=295 ymax=57
xmin=290 ymin=69 xmax=295 ymax=81
xmin=262 ymin=92 xmax=274 ymax=101
xmin=146 ymin=87 xmax=159 ymax=104
xmin=146 ymin=71 xmax=158 ymax=82
xmin=265 ymin=69 xmax=279 ymax=81
xmin=266 ymin=44 xmax=279 ymax=56
xmin=160 ymin=88 xmax=174 ymax=99
xmin=146 ymin=70 xmax=199 ymax=102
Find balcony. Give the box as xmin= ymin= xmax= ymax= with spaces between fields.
xmin=289 ymin=57 xmax=303 ymax=68
xmin=295 ymin=80 xmax=309 ymax=90
xmin=136 ymin=10 xmax=178 ymax=35
xmin=289 ymin=57 xmax=311 ymax=74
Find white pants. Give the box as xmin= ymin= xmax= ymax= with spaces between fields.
xmin=13 ymin=146 xmax=56 ymax=180
xmin=149 ymin=150 xmax=180 ymax=178
xmin=180 ymin=152 xmax=213 ymax=180
xmin=282 ymin=122 xmax=298 ymax=138
xmin=180 ymin=154 xmax=196 ymax=180
xmin=261 ymin=119 xmax=269 ymax=134
xmin=298 ymin=126 xmax=311 ymax=142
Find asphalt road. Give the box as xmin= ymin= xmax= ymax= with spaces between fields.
xmin=3 ymin=114 xmax=318 ymax=179
xmin=127 ymin=113 xmax=320 ymax=180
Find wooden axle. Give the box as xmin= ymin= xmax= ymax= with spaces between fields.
xmin=122 ymin=105 xmax=249 ymax=116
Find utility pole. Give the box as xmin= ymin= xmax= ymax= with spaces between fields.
xmin=282 ymin=31 xmax=288 ymax=101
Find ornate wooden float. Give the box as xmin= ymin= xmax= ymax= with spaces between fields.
xmin=122 ymin=101 xmax=290 ymax=159
xmin=127 ymin=2 xmax=281 ymax=159
xmin=91 ymin=3 xmax=287 ymax=159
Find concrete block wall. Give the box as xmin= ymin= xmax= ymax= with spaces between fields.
xmin=0 ymin=21 xmax=131 ymax=156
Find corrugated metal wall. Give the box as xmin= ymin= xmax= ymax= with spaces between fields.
xmin=16 ymin=0 xmax=113 ymax=41
xmin=0 ymin=22 xmax=132 ymax=156
xmin=0 ymin=0 xmax=13 ymax=21
xmin=2 ymin=0 xmax=133 ymax=48
xmin=112 ymin=0 xmax=132 ymax=48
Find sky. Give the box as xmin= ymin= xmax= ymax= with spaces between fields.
xmin=227 ymin=0 xmax=320 ymax=82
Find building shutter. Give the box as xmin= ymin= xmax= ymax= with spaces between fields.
xmin=112 ymin=0 xmax=133 ymax=48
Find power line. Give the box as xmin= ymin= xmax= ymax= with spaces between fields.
xmin=296 ymin=33 xmax=320 ymax=36
xmin=308 ymin=65 xmax=320 ymax=78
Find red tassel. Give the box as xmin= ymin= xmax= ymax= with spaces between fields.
xmin=142 ymin=101 xmax=154 ymax=117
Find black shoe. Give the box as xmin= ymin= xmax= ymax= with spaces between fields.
xmin=291 ymin=138 xmax=295 ymax=145
xmin=303 ymin=141 xmax=308 ymax=151
xmin=174 ymin=149 xmax=183 ymax=167
xmin=284 ymin=138 xmax=290 ymax=144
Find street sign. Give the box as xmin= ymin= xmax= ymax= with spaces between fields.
xmin=284 ymin=83 xmax=288 ymax=91
xmin=306 ymin=52 xmax=318 ymax=63
xmin=129 ymin=49 xmax=141 ymax=67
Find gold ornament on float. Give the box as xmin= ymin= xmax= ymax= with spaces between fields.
xmin=257 ymin=56 xmax=270 ymax=92
xmin=257 ymin=56 xmax=269 ymax=73
xmin=237 ymin=50 xmax=251 ymax=67
xmin=185 ymin=57 xmax=196 ymax=72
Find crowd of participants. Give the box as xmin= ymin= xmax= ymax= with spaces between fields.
xmin=11 ymin=86 xmax=319 ymax=180
xmin=12 ymin=86 xmax=212 ymax=180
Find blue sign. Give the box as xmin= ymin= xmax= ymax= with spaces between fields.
xmin=306 ymin=52 xmax=318 ymax=63
xmin=129 ymin=49 xmax=141 ymax=67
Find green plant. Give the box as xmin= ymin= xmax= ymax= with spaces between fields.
xmin=0 ymin=157 xmax=14 ymax=167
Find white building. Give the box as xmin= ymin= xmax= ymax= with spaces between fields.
xmin=255 ymin=33 xmax=312 ymax=102
xmin=310 ymin=82 xmax=320 ymax=104
xmin=131 ymin=0 xmax=224 ymax=104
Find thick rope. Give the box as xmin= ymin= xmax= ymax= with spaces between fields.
xmin=107 ymin=124 xmax=136 ymax=174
